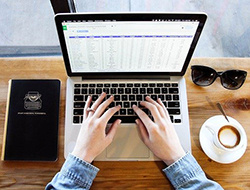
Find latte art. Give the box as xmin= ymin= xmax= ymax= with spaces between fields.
xmin=218 ymin=125 xmax=241 ymax=148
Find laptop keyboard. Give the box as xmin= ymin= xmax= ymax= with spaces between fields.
xmin=73 ymin=82 xmax=181 ymax=124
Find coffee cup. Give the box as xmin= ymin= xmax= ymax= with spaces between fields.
xmin=206 ymin=122 xmax=244 ymax=152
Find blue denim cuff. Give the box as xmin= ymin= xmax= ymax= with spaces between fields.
xmin=60 ymin=154 xmax=100 ymax=189
xmin=162 ymin=152 xmax=205 ymax=189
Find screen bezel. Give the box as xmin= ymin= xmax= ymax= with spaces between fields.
xmin=55 ymin=13 xmax=207 ymax=78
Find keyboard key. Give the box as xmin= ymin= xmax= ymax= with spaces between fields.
xmin=118 ymin=88 xmax=124 ymax=94
xmin=111 ymin=88 xmax=117 ymax=94
xmin=104 ymin=84 xmax=110 ymax=87
xmin=154 ymin=88 xmax=160 ymax=93
xmin=166 ymin=95 xmax=172 ymax=100
xmin=123 ymin=102 xmax=130 ymax=108
xmin=164 ymin=83 xmax=171 ymax=87
xmin=109 ymin=102 xmax=115 ymax=108
xmin=169 ymin=88 xmax=179 ymax=94
xmin=89 ymin=88 xmax=95 ymax=94
xmin=158 ymin=94 xmax=165 ymax=100
xmin=114 ymin=95 xmax=120 ymax=101
xmin=74 ymin=102 xmax=85 ymax=108
xmin=116 ymin=102 xmax=122 ymax=106
xmin=128 ymin=109 xmax=134 ymax=115
xmin=162 ymin=101 xmax=167 ymax=107
xmin=134 ymin=83 xmax=140 ymax=87
xmin=162 ymin=88 xmax=168 ymax=93
xmin=112 ymin=84 xmax=118 ymax=87
xmin=74 ymin=88 xmax=80 ymax=94
xmin=174 ymin=119 xmax=181 ymax=123
xmin=125 ymin=88 xmax=131 ymax=94
xmin=120 ymin=109 xmax=126 ymax=115
xmin=97 ymin=84 xmax=103 ymax=87
xmin=140 ymin=88 xmax=146 ymax=94
xmin=122 ymin=95 xmax=128 ymax=101
xmin=172 ymin=83 xmax=178 ymax=87
xmin=103 ymin=88 xmax=109 ymax=94
xmin=96 ymin=88 xmax=102 ymax=94
xmin=151 ymin=95 xmax=157 ymax=100
xmin=74 ymin=84 xmax=80 ymax=87
xmin=168 ymin=102 xmax=180 ymax=107
xmin=167 ymin=109 xmax=180 ymax=115
xmin=142 ymin=109 xmax=149 ymax=115
xmin=131 ymin=102 xmax=138 ymax=106
xmin=92 ymin=95 xmax=98 ymax=101
xmin=147 ymin=88 xmax=153 ymax=94
xmin=73 ymin=116 xmax=80 ymax=123
xmin=129 ymin=95 xmax=136 ymax=101
xmin=142 ymin=83 xmax=148 ymax=87
xmin=74 ymin=109 xmax=83 ymax=115
xmin=170 ymin=116 xmax=174 ymax=122
xmin=82 ymin=88 xmax=88 ymax=94
xmin=136 ymin=95 xmax=143 ymax=101
xmin=119 ymin=83 xmax=125 ymax=87
xmin=82 ymin=84 xmax=88 ymax=87
xmin=74 ymin=95 xmax=83 ymax=101
xmin=173 ymin=95 xmax=179 ymax=100
xmin=132 ymin=88 xmax=139 ymax=94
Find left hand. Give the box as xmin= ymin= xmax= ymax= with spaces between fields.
xmin=72 ymin=92 xmax=121 ymax=163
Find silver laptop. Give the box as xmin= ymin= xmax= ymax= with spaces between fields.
xmin=55 ymin=12 xmax=207 ymax=161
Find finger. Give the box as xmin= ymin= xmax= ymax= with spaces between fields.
xmin=89 ymin=92 xmax=106 ymax=115
xmin=132 ymin=105 xmax=153 ymax=128
xmin=140 ymin=101 xmax=162 ymax=123
xmin=100 ymin=105 xmax=121 ymax=123
xmin=135 ymin=119 xmax=149 ymax=144
xmin=145 ymin=96 xmax=167 ymax=119
xmin=157 ymin=98 xmax=170 ymax=119
xmin=106 ymin=119 xmax=121 ymax=143
xmin=94 ymin=95 xmax=115 ymax=118
xmin=84 ymin=96 xmax=92 ymax=120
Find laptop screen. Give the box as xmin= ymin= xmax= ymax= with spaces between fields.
xmin=55 ymin=13 xmax=207 ymax=77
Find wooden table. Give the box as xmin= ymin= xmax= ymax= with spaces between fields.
xmin=0 ymin=57 xmax=249 ymax=189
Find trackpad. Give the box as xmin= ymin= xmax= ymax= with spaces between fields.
xmin=106 ymin=126 xmax=149 ymax=159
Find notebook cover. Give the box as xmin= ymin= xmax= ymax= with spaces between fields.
xmin=1 ymin=79 xmax=61 ymax=161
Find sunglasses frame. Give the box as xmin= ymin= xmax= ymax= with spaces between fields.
xmin=191 ymin=65 xmax=247 ymax=90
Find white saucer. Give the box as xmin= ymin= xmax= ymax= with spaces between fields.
xmin=199 ymin=115 xmax=247 ymax=164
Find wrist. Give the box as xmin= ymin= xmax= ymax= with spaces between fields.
xmin=72 ymin=149 xmax=95 ymax=163
xmin=162 ymin=150 xmax=186 ymax=166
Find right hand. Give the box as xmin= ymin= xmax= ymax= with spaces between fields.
xmin=133 ymin=96 xmax=185 ymax=166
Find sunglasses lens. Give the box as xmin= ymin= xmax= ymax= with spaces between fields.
xmin=191 ymin=66 xmax=217 ymax=86
xmin=221 ymin=70 xmax=247 ymax=89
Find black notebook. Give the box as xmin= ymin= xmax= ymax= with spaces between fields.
xmin=1 ymin=79 xmax=61 ymax=161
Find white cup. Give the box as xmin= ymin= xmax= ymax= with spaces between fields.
xmin=206 ymin=122 xmax=244 ymax=152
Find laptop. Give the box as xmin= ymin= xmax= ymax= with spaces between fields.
xmin=55 ymin=12 xmax=207 ymax=161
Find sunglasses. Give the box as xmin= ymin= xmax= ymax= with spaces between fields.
xmin=191 ymin=65 xmax=247 ymax=90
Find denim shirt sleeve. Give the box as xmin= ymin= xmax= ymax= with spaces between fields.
xmin=46 ymin=154 xmax=99 ymax=190
xmin=163 ymin=152 xmax=223 ymax=190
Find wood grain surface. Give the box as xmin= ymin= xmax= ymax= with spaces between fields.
xmin=0 ymin=57 xmax=249 ymax=189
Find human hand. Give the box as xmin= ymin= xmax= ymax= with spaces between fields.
xmin=72 ymin=92 xmax=121 ymax=163
xmin=133 ymin=96 xmax=185 ymax=165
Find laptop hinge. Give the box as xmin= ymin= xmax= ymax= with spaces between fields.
xmin=81 ymin=75 xmax=171 ymax=80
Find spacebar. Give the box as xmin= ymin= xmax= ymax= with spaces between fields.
xmin=108 ymin=116 xmax=138 ymax=123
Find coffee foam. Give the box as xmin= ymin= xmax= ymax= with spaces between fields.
xmin=218 ymin=126 xmax=240 ymax=148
